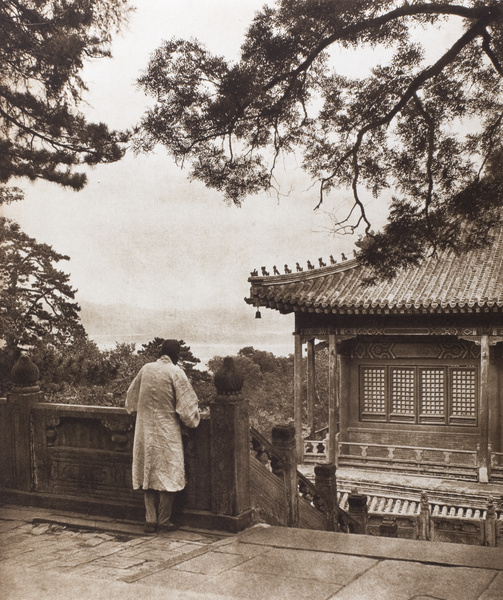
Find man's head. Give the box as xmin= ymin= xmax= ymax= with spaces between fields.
xmin=160 ymin=339 xmax=181 ymax=364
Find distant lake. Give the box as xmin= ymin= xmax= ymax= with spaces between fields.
xmin=91 ymin=335 xmax=293 ymax=368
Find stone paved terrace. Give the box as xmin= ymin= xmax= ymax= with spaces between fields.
xmin=1 ymin=503 xmax=503 ymax=600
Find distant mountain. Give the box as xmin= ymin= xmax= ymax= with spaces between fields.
xmin=79 ymin=301 xmax=294 ymax=364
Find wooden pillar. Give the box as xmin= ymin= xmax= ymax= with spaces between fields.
xmin=272 ymin=425 xmax=299 ymax=527
xmin=488 ymin=339 xmax=500 ymax=483
xmin=294 ymin=334 xmax=304 ymax=463
xmin=306 ymin=338 xmax=316 ymax=437
xmin=478 ymin=335 xmax=490 ymax=483
xmin=210 ymin=358 xmax=252 ymax=528
xmin=328 ymin=334 xmax=338 ymax=465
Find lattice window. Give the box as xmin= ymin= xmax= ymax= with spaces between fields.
xmin=420 ymin=369 xmax=445 ymax=415
xmin=391 ymin=368 xmax=415 ymax=414
xmin=359 ymin=363 xmax=477 ymax=425
xmin=451 ymin=369 xmax=476 ymax=416
xmin=362 ymin=367 xmax=386 ymax=413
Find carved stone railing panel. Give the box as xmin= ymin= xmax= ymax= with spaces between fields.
xmin=31 ymin=404 xmax=138 ymax=501
xmin=338 ymin=441 xmax=478 ymax=479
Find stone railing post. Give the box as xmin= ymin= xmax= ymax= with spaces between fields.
xmin=418 ymin=491 xmax=431 ymax=541
xmin=6 ymin=354 xmax=44 ymax=491
xmin=347 ymin=489 xmax=368 ymax=534
xmin=272 ymin=424 xmax=299 ymax=527
xmin=210 ymin=357 xmax=253 ymax=531
xmin=314 ymin=463 xmax=338 ymax=531
xmin=484 ymin=497 xmax=497 ymax=547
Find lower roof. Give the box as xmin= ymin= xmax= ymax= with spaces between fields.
xmin=246 ymin=227 xmax=503 ymax=316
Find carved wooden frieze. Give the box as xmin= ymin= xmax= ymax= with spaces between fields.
xmin=342 ymin=327 xmax=480 ymax=337
xmin=354 ymin=341 xmax=394 ymax=359
xmin=340 ymin=328 xmax=384 ymax=337
xmin=300 ymin=328 xmax=332 ymax=337
xmin=353 ymin=339 xmax=479 ymax=359
xmin=439 ymin=341 xmax=480 ymax=359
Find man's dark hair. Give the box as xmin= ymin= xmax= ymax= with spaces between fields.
xmin=160 ymin=339 xmax=181 ymax=364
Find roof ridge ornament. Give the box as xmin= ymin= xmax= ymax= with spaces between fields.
xmin=250 ymin=249 xmax=360 ymax=279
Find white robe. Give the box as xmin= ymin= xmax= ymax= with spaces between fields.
xmin=125 ymin=355 xmax=200 ymax=492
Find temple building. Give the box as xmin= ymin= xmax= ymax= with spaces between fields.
xmin=246 ymin=227 xmax=503 ymax=488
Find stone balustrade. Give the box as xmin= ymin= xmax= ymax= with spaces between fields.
xmin=0 ymin=354 xmax=253 ymax=532
xmin=303 ymin=438 xmax=328 ymax=463
xmin=338 ymin=441 xmax=478 ymax=479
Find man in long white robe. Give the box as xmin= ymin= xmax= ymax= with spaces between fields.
xmin=126 ymin=339 xmax=200 ymax=532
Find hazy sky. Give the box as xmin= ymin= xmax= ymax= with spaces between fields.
xmin=2 ymin=1 xmax=460 ymax=360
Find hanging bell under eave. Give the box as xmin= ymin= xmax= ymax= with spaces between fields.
xmin=255 ymin=308 xmax=262 ymax=319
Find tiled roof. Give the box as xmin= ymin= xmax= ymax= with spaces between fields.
xmin=246 ymin=227 xmax=503 ymax=315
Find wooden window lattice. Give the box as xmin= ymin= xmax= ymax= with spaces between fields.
xmin=359 ymin=364 xmax=477 ymax=425
xmin=451 ymin=369 xmax=476 ymax=416
xmin=362 ymin=367 xmax=386 ymax=413
xmin=420 ymin=369 xmax=445 ymax=415
xmin=391 ymin=368 xmax=415 ymax=414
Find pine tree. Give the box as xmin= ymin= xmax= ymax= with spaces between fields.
xmin=136 ymin=1 xmax=503 ymax=278
xmin=0 ymin=0 xmax=132 ymax=200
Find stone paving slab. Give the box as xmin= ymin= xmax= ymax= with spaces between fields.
xmin=329 ymin=559 xmax=498 ymax=600
xmin=232 ymin=546 xmax=377 ymax=585
xmin=479 ymin=572 xmax=503 ymax=600
xmin=212 ymin=539 xmax=272 ymax=557
xmin=170 ymin=550 xmax=253 ymax=576
xmin=142 ymin=562 xmax=343 ymax=600
xmin=2 ymin=566 xmax=228 ymax=600
xmin=240 ymin=525 xmax=503 ymax=570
